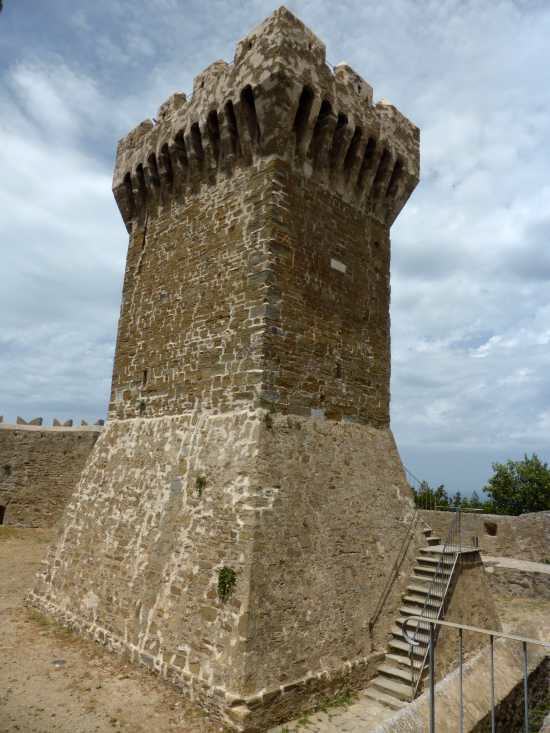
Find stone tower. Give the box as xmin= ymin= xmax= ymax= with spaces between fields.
xmin=30 ymin=7 xmax=420 ymax=730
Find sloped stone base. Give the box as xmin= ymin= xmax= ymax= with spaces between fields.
xmin=29 ymin=411 xmax=415 ymax=730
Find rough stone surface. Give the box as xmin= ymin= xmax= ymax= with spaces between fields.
xmin=434 ymin=553 xmax=501 ymax=684
xmin=29 ymin=7 xmax=421 ymax=731
xmin=419 ymin=510 xmax=550 ymax=564
xmin=0 ymin=422 xmax=102 ymax=527
xmin=484 ymin=555 xmax=550 ymax=600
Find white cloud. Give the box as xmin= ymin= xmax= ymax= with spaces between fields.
xmin=0 ymin=0 xmax=549 ymax=492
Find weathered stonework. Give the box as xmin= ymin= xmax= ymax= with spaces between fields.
xmin=0 ymin=422 xmax=101 ymax=527
xmin=419 ymin=510 xmax=550 ymax=564
xmin=29 ymin=7 xmax=420 ymax=730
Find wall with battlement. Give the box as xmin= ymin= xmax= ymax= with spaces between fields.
xmin=109 ymin=5 xmax=419 ymax=426
xmin=420 ymin=509 xmax=550 ymax=564
xmin=0 ymin=420 xmax=102 ymax=527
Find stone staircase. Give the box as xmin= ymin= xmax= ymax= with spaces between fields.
xmin=364 ymin=525 xmax=452 ymax=710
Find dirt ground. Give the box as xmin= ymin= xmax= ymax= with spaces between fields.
xmin=0 ymin=528 xmax=225 ymax=733
xmin=1 ymin=528 xmax=549 ymax=733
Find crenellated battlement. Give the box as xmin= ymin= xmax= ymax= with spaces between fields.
xmin=113 ymin=6 xmax=419 ymax=230
xmin=0 ymin=416 xmax=104 ymax=430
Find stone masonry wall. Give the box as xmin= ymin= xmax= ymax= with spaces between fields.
xmin=0 ymin=422 xmax=101 ymax=527
xmin=29 ymin=413 xmax=417 ymax=731
xmin=420 ymin=509 xmax=550 ymax=563
xmin=30 ymin=7 xmax=421 ymax=731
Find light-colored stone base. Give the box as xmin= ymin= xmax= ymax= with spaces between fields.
xmin=28 ymin=410 xmax=416 ymax=730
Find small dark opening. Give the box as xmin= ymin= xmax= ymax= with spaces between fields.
xmin=484 ymin=521 xmax=498 ymax=537
xmin=136 ymin=163 xmax=147 ymax=199
xmin=343 ymin=126 xmax=362 ymax=179
xmin=293 ymin=86 xmax=314 ymax=152
xmin=174 ymin=131 xmax=188 ymax=168
xmin=147 ymin=153 xmax=160 ymax=187
xmin=142 ymin=369 xmax=148 ymax=386
xmin=3 ymin=465 xmax=11 ymax=478
xmin=356 ymin=137 xmax=377 ymax=191
xmin=207 ymin=110 xmax=221 ymax=164
xmin=190 ymin=123 xmax=205 ymax=162
xmin=123 ymin=172 xmax=135 ymax=217
xmin=372 ymin=148 xmax=392 ymax=196
xmin=386 ymin=158 xmax=403 ymax=198
xmin=139 ymin=400 xmax=146 ymax=416
xmin=240 ymin=85 xmax=261 ymax=144
xmin=309 ymin=99 xmax=332 ymax=164
xmin=0 ymin=505 xmax=5 ymax=524
xmin=224 ymin=100 xmax=240 ymax=156
xmin=329 ymin=113 xmax=348 ymax=167
xmin=159 ymin=143 xmax=174 ymax=187
xmin=335 ymin=362 xmax=342 ymax=379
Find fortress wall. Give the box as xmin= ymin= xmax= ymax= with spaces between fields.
xmin=0 ymin=422 xmax=102 ymax=527
xmin=420 ymin=509 xmax=550 ymax=563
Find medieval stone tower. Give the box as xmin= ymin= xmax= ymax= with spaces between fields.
xmin=30 ymin=7 xmax=420 ymax=730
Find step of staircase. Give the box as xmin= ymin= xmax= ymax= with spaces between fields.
xmin=404 ymin=593 xmax=441 ymax=608
xmin=386 ymin=652 xmax=424 ymax=670
xmin=394 ymin=620 xmax=431 ymax=641
xmin=389 ymin=638 xmax=426 ymax=656
xmin=407 ymin=582 xmax=444 ymax=596
xmin=364 ymin=687 xmax=407 ymax=711
xmin=425 ymin=536 xmax=441 ymax=546
xmin=370 ymin=675 xmax=412 ymax=701
xmin=379 ymin=663 xmax=414 ymax=683
xmin=416 ymin=555 xmax=442 ymax=564
xmin=413 ymin=564 xmax=451 ymax=576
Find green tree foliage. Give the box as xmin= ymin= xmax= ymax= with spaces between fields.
xmin=483 ymin=453 xmax=550 ymax=516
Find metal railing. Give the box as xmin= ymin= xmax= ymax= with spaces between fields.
xmin=403 ymin=616 xmax=550 ymax=733
xmin=369 ymin=509 xmax=419 ymax=634
xmin=409 ymin=508 xmax=463 ymax=697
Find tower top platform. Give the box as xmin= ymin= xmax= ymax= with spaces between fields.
xmin=113 ymin=6 xmax=419 ymax=229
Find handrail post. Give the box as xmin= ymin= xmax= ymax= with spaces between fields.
xmin=459 ymin=627 xmax=464 ymax=733
xmin=490 ymin=634 xmax=496 ymax=733
xmin=429 ymin=621 xmax=435 ymax=733
xmin=523 ymin=641 xmax=529 ymax=733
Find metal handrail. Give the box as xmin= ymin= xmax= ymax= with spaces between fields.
xmin=403 ymin=615 xmax=550 ymax=733
xmin=409 ymin=508 xmax=463 ymax=697
xmin=369 ymin=509 xmax=419 ymax=634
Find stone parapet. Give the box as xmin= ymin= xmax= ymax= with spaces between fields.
xmin=113 ymin=6 xmax=419 ymax=230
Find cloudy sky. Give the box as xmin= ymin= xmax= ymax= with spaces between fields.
xmin=1 ymin=0 xmax=549 ymax=495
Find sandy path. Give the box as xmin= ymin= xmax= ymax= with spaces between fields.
xmin=0 ymin=528 xmax=225 ymax=733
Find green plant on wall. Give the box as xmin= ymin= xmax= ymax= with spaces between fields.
xmin=195 ymin=475 xmax=206 ymax=497
xmin=217 ymin=566 xmax=237 ymax=602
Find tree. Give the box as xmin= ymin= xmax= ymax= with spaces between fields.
xmin=483 ymin=454 xmax=550 ymax=516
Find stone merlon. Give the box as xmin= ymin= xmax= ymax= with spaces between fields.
xmin=112 ymin=6 xmax=419 ymax=229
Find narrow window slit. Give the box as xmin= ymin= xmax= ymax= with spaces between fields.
xmin=136 ymin=163 xmax=147 ymax=199
xmin=190 ymin=123 xmax=204 ymax=162
xmin=224 ymin=100 xmax=240 ymax=156
xmin=386 ymin=158 xmax=403 ymax=197
xmin=372 ymin=148 xmax=392 ymax=195
xmin=123 ymin=172 xmax=135 ymax=217
xmin=240 ymin=85 xmax=261 ymax=144
xmin=142 ymin=369 xmax=148 ymax=386
xmin=356 ymin=137 xmax=376 ymax=191
xmin=343 ymin=126 xmax=362 ymax=178
xmin=174 ymin=131 xmax=188 ymax=168
xmin=293 ymin=86 xmax=314 ymax=153
xmin=207 ymin=110 xmax=221 ymax=164
xmin=147 ymin=153 xmax=160 ymax=187
xmin=329 ymin=113 xmax=348 ymax=167
xmin=309 ymin=99 xmax=332 ymax=163
xmin=159 ymin=143 xmax=174 ymax=187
